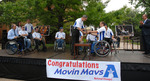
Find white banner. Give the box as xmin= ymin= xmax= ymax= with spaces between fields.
xmin=46 ymin=59 xmax=121 ymax=81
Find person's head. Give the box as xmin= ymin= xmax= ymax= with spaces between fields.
xmin=11 ymin=24 xmax=16 ymax=30
xmin=17 ymin=21 xmax=21 ymax=26
xmin=81 ymin=15 xmax=88 ymax=21
xmin=35 ymin=27 xmax=39 ymax=32
xmin=59 ymin=27 xmax=64 ymax=32
xmin=105 ymin=24 xmax=108 ymax=28
xmin=99 ymin=21 xmax=105 ymax=27
xmin=142 ymin=14 xmax=148 ymax=20
xmin=27 ymin=19 xmax=30 ymax=23
xmin=21 ymin=26 xmax=25 ymax=31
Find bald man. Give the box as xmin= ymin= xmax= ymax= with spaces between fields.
xmin=139 ymin=14 xmax=150 ymax=55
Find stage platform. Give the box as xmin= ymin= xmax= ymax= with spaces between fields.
xmin=0 ymin=48 xmax=150 ymax=64
xmin=0 ymin=48 xmax=150 ymax=81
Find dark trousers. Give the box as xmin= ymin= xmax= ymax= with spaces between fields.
xmin=104 ymin=38 xmax=112 ymax=46
xmin=71 ymin=29 xmax=79 ymax=55
xmin=15 ymin=37 xmax=24 ymax=51
xmin=27 ymin=33 xmax=32 ymax=39
xmin=34 ymin=39 xmax=46 ymax=50
xmin=142 ymin=35 xmax=150 ymax=53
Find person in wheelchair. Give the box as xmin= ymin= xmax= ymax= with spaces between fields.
xmin=32 ymin=27 xmax=47 ymax=52
xmin=86 ymin=28 xmax=97 ymax=43
xmin=7 ymin=24 xmax=24 ymax=52
xmin=55 ymin=27 xmax=65 ymax=48
xmin=104 ymin=24 xmax=115 ymax=46
xmin=87 ymin=21 xmax=106 ymax=41
xmin=19 ymin=26 xmax=31 ymax=52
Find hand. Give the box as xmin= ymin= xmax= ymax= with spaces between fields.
xmin=86 ymin=31 xmax=90 ymax=34
xmin=112 ymin=38 xmax=117 ymax=42
xmin=14 ymin=36 xmax=18 ymax=39
xmin=140 ymin=21 xmax=144 ymax=25
xmin=79 ymin=39 xmax=82 ymax=42
xmin=39 ymin=38 xmax=42 ymax=41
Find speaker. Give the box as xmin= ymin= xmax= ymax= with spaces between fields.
xmin=2 ymin=30 xmax=7 ymax=49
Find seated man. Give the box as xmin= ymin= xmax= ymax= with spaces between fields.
xmin=32 ymin=27 xmax=47 ymax=51
xmin=7 ymin=24 xmax=24 ymax=52
xmin=86 ymin=28 xmax=97 ymax=43
xmin=104 ymin=25 xmax=115 ymax=45
xmin=19 ymin=26 xmax=31 ymax=51
xmin=55 ymin=27 xmax=65 ymax=48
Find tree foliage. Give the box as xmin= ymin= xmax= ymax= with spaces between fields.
xmin=0 ymin=0 xmax=143 ymax=38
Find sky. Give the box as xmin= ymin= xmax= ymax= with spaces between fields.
xmin=102 ymin=0 xmax=143 ymax=13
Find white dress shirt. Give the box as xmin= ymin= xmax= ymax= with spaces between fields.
xmin=7 ymin=29 xmax=18 ymax=40
xmin=32 ymin=32 xmax=42 ymax=39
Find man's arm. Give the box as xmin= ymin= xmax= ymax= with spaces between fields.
xmin=62 ymin=33 xmax=65 ymax=39
xmin=143 ymin=20 xmax=150 ymax=28
xmin=79 ymin=36 xmax=83 ymax=42
xmin=55 ymin=32 xmax=60 ymax=39
xmin=7 ymin=31 xmax=17 ymax=40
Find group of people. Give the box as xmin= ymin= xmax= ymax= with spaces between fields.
xmin=7 ymin=19 xmax=47 ymax=53
xmin=7 ymin=15 xmax=116 ymax=55
xmin=71 ymin=15 xmax=115 ymax=55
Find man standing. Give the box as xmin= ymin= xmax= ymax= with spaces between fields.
xmin=55 ymin=27 xmax=65 ymax=47
xmin=25 ymin=19 xmax=33 ymax=39
xmin=139 ymin=14 xmax=150 ymax=55
xmin=71 ymin=15 xmax=87 ymax=55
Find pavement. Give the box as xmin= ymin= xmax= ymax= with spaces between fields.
xmin=0 ymin=78 xmax=24 ymax=81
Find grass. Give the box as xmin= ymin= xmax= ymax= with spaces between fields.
xmin=46 ymin=44 xmax=70 ymax=49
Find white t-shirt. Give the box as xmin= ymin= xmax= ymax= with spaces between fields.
xmin=25 ymin=23 xmax=33 ymax=33
xmin=73 ymin=18 xmax=84 ymax=29
xmin=86 ymin=34 xmax=97 ymax=42
xmin=55 ymin=32 xmax=65 ymax=39
xmin=97 ymin=26 xmax=106 ymax=41
xmin=32 ymin=32 xmax=42 ymax=39
xmin=105 ymin=27 xmax=114 ymax=38
xmin=19 ymin=30 xmax=28 ymax=38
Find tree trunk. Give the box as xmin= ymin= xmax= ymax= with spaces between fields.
xmin=58 ymin=15 xmax=64 ymax=29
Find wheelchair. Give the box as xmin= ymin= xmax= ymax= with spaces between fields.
xmin=54 ymin=40 xmax=66 ymax=52
xmin=93 ymin=40 xmax=111 ymax=57
xmin=5 ymin=40 xmax=21 ymax=55
xmin=89 ymin=39 xmax=117 ymax=57
xmin=32 ymin=39 xmax=45 ymax=51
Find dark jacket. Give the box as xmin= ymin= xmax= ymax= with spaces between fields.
xmin=139 ymin=19 xmax=150 ymax=35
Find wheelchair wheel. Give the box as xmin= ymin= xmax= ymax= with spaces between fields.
xmin=94 ymin=40 xmax=111 ymax=57
xmin=54 ymin=41 xmax=58 ymax=52
xmin=5 ymin=41 xmax=18 ymax=55
xmin=32 ymin=40 xmax=44 ymax=51
xmin=62 ymin=42 xmax=66 ymax=52
xmin=112 ymin=41 xmax=118 ymax=54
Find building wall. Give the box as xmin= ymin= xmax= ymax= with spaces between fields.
xmin=0 ymin=24 xmax=10 ymax=41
